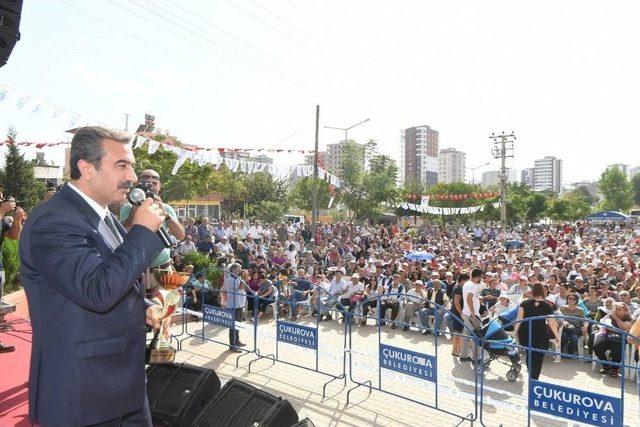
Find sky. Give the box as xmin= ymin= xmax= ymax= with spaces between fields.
xmin=1 ymin=0 xmax=640 ymax=184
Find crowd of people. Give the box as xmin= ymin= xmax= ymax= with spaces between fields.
xmin=168 ymin=215 xmax=640 ymax=377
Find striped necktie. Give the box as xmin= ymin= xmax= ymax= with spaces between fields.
xmin=104 ymin=213 xmax=123 ymax=245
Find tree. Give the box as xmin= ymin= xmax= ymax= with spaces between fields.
xmin=0 ymin=128 xmax=46 ymax=211
xmin=290 ymin=176 xmax=332 ymax=212
xmin=574 ymin=185 xmax=595 ymax=206
xmin=243 ymin=172 xmax=288 ymax=209
xmin=631 ymin=174 xmax=640 ymax=206
xmin=598 ymin=168 xmax=633 ymax=212
xmin=253 ymin=200 xmax=287 ymax=224
xmin=339 ymin=143 xmax=398 ymax=221
xmin=505 ymin=183 xmax=548 ymax=223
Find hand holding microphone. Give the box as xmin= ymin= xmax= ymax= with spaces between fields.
xmin=131 ymin=198 xmax=165 ymax=232
xmin=128 ymin=187 xmax=171 ymax=247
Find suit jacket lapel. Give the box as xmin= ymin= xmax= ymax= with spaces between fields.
xmin=59 ymin=185 xmax=143 ymax=296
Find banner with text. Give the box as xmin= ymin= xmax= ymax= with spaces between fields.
xmin=277 ymin=321 xmax=318 ymax=350
xmin=529 ymin=380 xmax=622 ymax=427
xmin=203 ymin=305 xmax=235 ymax=328
xmin=379 ymin=343 xmax=437 ymax=383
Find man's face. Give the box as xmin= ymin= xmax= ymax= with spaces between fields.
xmin=139 ymin=170 xmax=161 ymax=195
xmin=84 ymin=139 xmax=137 ymax=206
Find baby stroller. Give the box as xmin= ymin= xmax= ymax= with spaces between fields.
xmin=476 ymin=318 xmax=522 ymax=382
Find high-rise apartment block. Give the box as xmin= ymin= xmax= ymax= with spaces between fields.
xmin=438 ymin=148 xmax=465 ymax=183
xmin=521 ymin=156 xmax=563 ymax=192
xmin=307 ymin=140 xmax=364 ymax=178
xmin=481 ymin=169 xmax=518 ymax=188
xmin=606 ymin=163 xmax=634 ymax=179
xmin=400 ymin=125 xmax=439 ymax=186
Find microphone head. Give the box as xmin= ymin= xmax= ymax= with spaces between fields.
xmin=128 ymin=187 xmax=147 ymax=205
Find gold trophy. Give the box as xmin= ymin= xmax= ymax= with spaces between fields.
xmin=147 ymin=269 xmax=190 ymax=364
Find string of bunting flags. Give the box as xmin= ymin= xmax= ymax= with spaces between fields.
xmin=0 ymin=140 xmax=68 ymax=148
xmin=395 ymin=200 xmax=501 ymax=215
xmin=132 ymin=135 xmax=343 ymax=188
xmin=430 ymin=192 xmax=499 ymax=201
xmin=0 ymin=84 xmax=92 ymax=128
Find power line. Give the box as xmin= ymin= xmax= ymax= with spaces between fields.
xmin=270 ymin=118 xmax=314 ymax=149
xmin=159 ymin=0 xmax=330 ymax=92
xmin=128 ymin=0 xmax=318 ymax=93
xmin=115 ymin=0 xmax=335 ymax=102
xmin=223 ymin=0 xmax=358 ymax=75
xmin=53 ymin=0 xmax=235 ymax=84
xmin=246 ymin=0 xmax=363 ymax=72
xmin=283 ymin=0 xmax=383 ymax=66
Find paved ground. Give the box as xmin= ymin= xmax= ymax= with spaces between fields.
xmin=168 ymin=312 xmax=639 ymax=427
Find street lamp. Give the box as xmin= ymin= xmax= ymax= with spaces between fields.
xmin=469 ymin=162 xmax=491 ymax=185
xmin=324 ymin=118 xmax=370 ymax=144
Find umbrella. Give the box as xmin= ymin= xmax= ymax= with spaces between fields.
xmin=404 ymin=251 xmax=435 ymax=262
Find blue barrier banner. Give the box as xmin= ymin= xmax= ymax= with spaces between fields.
xmin=276 ymin=321 xmax=318 ymax=350
xmin=203 ymin=305 xmax=234 ymax=327
xmin=529 ymin=380 xmax=622 ymax=427
xmin=379 ymin=343 xmax=437 ymax=383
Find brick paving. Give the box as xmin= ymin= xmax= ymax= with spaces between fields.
xmin=169 ymin=314 xmax=639 ymax=427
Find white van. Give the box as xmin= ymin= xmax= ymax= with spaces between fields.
xmin=629 ymin=209 xmax=640 ymax=219
xmin=284 ymin=214 xmax=305 ymax=224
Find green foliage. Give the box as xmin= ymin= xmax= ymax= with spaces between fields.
xmin=339 ymin=143 xmax=398 ymax=221
xmin=253 ymin=200 xmax=287 ymax=224
xmin=290 ymin=176 xmax=332 ymax=212
xmin=181 ymin=252 xmax=225 ymax=287
xmin=0 ymin=128 xmax=47 ymax=211
xmin=182 ymin=252 xmax=211 ymax=275
xmin=243 ymin=172 xmax=288 ymax=209
xmin=574 ymin=185 xmax=595 ymax=206
xmin=631 ymin=174 xmax=640 ymax=207
xmin=1 ymin=239 xmax=20 ymax=294
xmin=504 ymin=183 xmax=548 ymax=223
xmin=598 ymin=168 xmax=633 ymax=212
xmin=132 ymin=144 xmax=221 ymax=203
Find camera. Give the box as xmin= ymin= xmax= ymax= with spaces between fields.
xmin=127 ymin=180 xmax=155 ymax=205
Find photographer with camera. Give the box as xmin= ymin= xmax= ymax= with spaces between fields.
xmin=120 ymin=169 xmax=184 ymax=290
xmin=0 ymin=193 xmax=25 ymax=303
xmin=0 ymin=192 xmax=25 ymax=353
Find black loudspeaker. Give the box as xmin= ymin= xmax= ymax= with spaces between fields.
xmin=193 ymin=378 xmax=299 ymax=427
xmin=0 ymin=0 xmax=23 ymax=68
xmin=146 ymin=363 xmax=221 ymax=427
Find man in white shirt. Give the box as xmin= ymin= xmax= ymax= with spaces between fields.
xmin=216 ymin=235 xmax=233 ymax=255
xmin=460 ymin=268 xmax=483 ymax=363
xmin=247 ymin=220 xmax=264 ymax=242
xmin=339 ymin=274 xmax=365 ymax=322
xmin=319 ymin=269 xmax=348 ymax=321
xmin=177 ymin=234 xmax=196 ymax=254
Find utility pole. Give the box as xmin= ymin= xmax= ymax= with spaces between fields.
xmin=124 ymin=114 xmax=129 ymax=131
xmin=311 ymin=105 xmax=320 ymax=239
xmin=490 ymin=131 xmax=516 ymax=223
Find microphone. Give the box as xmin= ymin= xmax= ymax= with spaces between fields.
xmin=127 ymin=187 xmax=171 ymax=248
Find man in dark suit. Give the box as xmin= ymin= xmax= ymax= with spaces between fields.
xmin=19 ymin=126 xmax=167 ymax=426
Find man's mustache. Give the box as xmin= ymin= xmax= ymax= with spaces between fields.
xmin=118 ymin=181 xmax=134 ymax=190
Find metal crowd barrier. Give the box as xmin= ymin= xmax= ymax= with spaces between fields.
xmin=171 ymin=279 xmax=640 ymax=426
xmin=345 ymin=294 xmax=480 ymax=426
xmin=175 ymin=277 xmax=349 ymax=399
xmin=480 ymin=315 xmax=640 ymax=427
